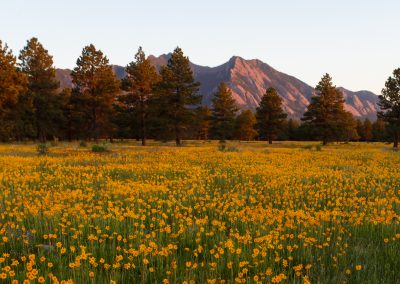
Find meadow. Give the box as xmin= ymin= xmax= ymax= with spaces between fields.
xmin=0 ymin=141 xmax=399 ymax=284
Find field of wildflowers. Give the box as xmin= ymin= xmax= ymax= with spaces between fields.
xmin=0 ymin=141 xmax=399 ymax=283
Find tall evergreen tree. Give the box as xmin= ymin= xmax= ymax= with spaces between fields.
xmin=71 ymin=44 xmax=120 ymax=141
xmin=372 ymin=118 xmax=387 ymax=142
xmin=156 ymin=47 xmax=201 ymax=146
xmin=287 ymin=118 xmax=300 ymax=141
xmin=356 ymin=119 xmax=364 ymax=141
xmin=0 ymin=40 xmax=27 ymax=141
xmin=120 ymin=47 xmax=159 ymax=146
xmin=18 ymin=38 xmax=61 ymax=142
xmin=378 ymin=68 xmax=400 ymax=148
xmin=193 ymin=106 xmax=212 ymax=140
xmin=256 ymin=87 xmax=287 ymax=144
xmin=234 ymin=110 xmax=257 ymax=141
xmin=210 ymin=82 xmax=238 ymax=141
xmin=301 ymin=74 xmax=352 ymax=145
xmin=363 ymin=119 xmax=373 ymax=141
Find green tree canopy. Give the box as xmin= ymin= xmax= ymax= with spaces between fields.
xmin=302 ymin=74 xmax=352 ymax=145
xmin=256 ymin=87 xmax=287 ymax=144
xmin=0 ymin=40 xmax=27 ymax=141
xmin=378 ymin=68 xmax=400 ymax=148
xmin=71 ymin=44 xmax=120 ymax=141
xmin=120 ymin=47 xmax=159 ymax=146
xmin=210 ymin=82 xmax=238 ymax=141
xmin=234 ymin=110 xmax=257 ymax=141
xmin=18 ymin=37 xmax=61 ymax=142
xmin=156 ymin=47 xmax=201 ymax=146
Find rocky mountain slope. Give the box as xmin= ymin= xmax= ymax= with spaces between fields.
xmin=56 ymin=55 xmax=379 ymax=120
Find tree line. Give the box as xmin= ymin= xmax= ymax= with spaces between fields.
xmin=0 ymin=38 xmax=399 ymax=147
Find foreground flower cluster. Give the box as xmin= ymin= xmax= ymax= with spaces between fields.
xmin=0 ymin=142 xmax=399 ymax=283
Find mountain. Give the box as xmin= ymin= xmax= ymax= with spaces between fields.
xmin=55 ymin=55 xmax=379 ymax=120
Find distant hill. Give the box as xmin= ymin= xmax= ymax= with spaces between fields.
xmin=55 ymin=55 xmax=379 ymax=120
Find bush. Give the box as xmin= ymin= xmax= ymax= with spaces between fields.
xmin=37 ymin=143 xmax=49 ymax=155
xmin=92 ymin=144 xmax=108 ymax=153
xmin=218 ymin=140 xmax=227 ymax=152
xmin=79 ymin=140 xmax=87 ymax=147
xmin=218 ymin=141 xmax=240 ymax=152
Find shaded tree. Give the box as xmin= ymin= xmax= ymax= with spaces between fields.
xmin=378 ymin=68 xmax=400 ymax=148
xmin=256 ymin=87 xmax=287 ymax=144
xmin=302 ymin=74 xmax=352 ymax=145
xmin=363 ymin=119 xmax=373 ymax=141
xmin=234 ymin=110 xmax=257 ymax=141
xmin=193 ymin=106 xmax=212 ymax=140
xmin=18 ymin=38 xmax=61 ymax=142
xmin=156 ymin=47 xmax=201 ymax=146
xmin=120 ymin=47 xmax=159 ymax=146
xmin=71 ymin=44 xmax=120 ymax=141
xmin=287 ymin=118 xmax=300 ymax=140
xmin=210 ymin=82 xmax=238 ymax=141
xmin=0 ymin=40 xmax=27 ymax=141
xmin=372 ymin=119 xmax=387 ymax=142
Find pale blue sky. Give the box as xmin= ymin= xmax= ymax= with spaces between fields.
xmin=1 ymin=0 xmax=399 ymax=94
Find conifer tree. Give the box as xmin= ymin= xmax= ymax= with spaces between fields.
xmin=120 ymin=47 xmax=159 ymax=146
xmin=194 ymin=106 xmax=212 ymax=140
xmin=378 ymin=68 xmax=400 ymax=148
xmin=18 ymin=38 xmax=61 ymax=142
xmin=302 ymin=74 xmax=352 ymax=145
xmin=0 ymin=40 xmax=27 ymax=141
xmin=210 ymin=82 xmax=238 ymax=142
xmin=372 ymin=119 xmax=387 ymax=142
xmin=156 ymin=47 xmax=201 ymax=146
xmin=71 ymin=44 xmax=120 ymax=141
xmin=234 ymin=110 xmax=257 ymax=141
xmin=287 ymin=118 xmax=299 ymax=141
xmin=256 ymin=87 xmax=287 ymax=144
xmin=363 ymin=119 xmax=373 ymax=141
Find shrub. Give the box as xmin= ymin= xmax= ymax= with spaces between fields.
xmin=79 ymin=140 xmax=87 ymax=147
xmin=37 ymin=143 xmax=49 ymax=155
xmin=218 ymin=140 xmax=227 ymax=152
xmin=92 ymin=144 xmax=108 ymax=153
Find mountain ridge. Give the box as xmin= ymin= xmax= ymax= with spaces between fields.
xmin=55 ymin=55 xmax=379 ymax=120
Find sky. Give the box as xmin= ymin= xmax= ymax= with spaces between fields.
xmin=1 ymin=0 xmax=399 ymax=94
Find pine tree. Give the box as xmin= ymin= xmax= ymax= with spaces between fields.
xmin=71 ymin=44 xmax=120 ymax=141
xmin=363 ymin=119 xmax=373 ymax=142
xmin=372 ymin=119 xmax=387 ymax=142
xmin=210 ymin=82 xmax=238 ymax=142
xmin=356 ymin=119 xmax=364 ymax=141
xmin=18 ymin=38 xmax=62 ymax=142
xmin=287 ymin=119 xmax=300 ymax=141
xmin=156 ymin=47 xmax=201 ymax=146
xmin=302 ymin=74 xmax=352 ymax=145
xmin=234 ymin=110 xmax=257 ymax=141
xmin=378 ymin=68 xmax=400 ymax=148
xmin=256 ymin=87 xmax=287 ymax=144
xmin=120 ymin=47 xmax=159 ymax=146
xmin=0 ymin=40 xmax=27 ymax=141
xmin=194 ymin=106 xmax=212 ymax=140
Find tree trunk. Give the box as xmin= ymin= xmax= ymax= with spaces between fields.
xmin=175 ymin=125 xmax=182 ymax=146
xmin=394 ymin=132 xmax=399 ymax=148
xmin=322 ymin=139 xmax=328 ymax=146
xmin=141 ymin=111 xmax=146 ymax=146
xmin=268 ymin=134 xmax=272 ymax=144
